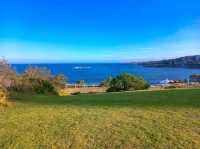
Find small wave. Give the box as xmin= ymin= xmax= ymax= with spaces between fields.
xmin=73 ymin=66 xmax=92 ymax=70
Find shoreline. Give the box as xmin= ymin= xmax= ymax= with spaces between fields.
xmin=61 ymin=82 xmax=200 ymax=95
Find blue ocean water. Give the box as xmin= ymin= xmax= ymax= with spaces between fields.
xmin=11 ymin=63 xmax=200 ymax=85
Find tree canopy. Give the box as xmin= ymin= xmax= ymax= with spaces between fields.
xmin=106 ymin=73 xmax=150 ymax=92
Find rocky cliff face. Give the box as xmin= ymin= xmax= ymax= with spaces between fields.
xmin=139 ymin=55 xmax=200 ymax=68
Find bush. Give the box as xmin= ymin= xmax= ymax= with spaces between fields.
xmin=24 ymin=66 xmax=52 ymax=80
xmin=0 ymin=59 xmax=16 ymax=89
xmin=0 ymin=86 xmax=8 ymax=106
xmin=8 ymin=66 xmax=67 ymax=95
xmin=32 ymin=79 xmax=57 ymax=95
xmin=0 ymin=60 xmax=67 ymax=95
xmin=106 ymin=73 xmax=150 ymax=92
xmin=52 ymin=74 xmax=67 ymax=89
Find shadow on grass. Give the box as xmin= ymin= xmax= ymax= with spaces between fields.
xmin=11 ymin=89 xmax=200 ymax=108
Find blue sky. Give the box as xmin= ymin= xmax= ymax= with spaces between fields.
xmin=0 ymin=0 xmax=200 ymax=63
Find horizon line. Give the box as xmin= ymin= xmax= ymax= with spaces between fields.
xmin=7 ymin=54 xmax=200 ymax=64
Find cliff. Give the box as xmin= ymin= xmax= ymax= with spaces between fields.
xmin=139 ymin=55 xmax=200 ymax=68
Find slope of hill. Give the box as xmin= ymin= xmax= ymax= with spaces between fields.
xmin=1 ymin=89 xmax=200 ymax=148
xmin=139 ymin=55 xmax=200 ymax=68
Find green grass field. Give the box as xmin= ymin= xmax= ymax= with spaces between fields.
xmin=1 ymin=89 xmax=200 ymax=149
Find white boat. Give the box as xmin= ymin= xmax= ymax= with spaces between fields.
xmin=73 ymin=66 xmax=91 ymax=70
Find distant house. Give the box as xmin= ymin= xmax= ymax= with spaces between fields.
xmin=190 ymin=74 xmax=200 ymax=82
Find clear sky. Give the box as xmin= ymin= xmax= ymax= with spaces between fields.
xmin=0 ymin=0 xmax=200 ymax=63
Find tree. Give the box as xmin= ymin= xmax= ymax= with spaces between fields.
xmin=24 ymin=66 xmax=52 ymax=80
xmin=0 ymin=59 xmax=16 ymax=89
xmin=106 ymin=73 xmax=150 ymax=92
xmin=0 ymin=60 xmax=67 ymax=95
xmin=52 ymin=74 xmax=67 ymax=89
xmin=22 ymin=66 xmax=67 ymax=94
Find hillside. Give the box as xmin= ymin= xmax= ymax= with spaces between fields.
xmin=139 ymin=55 xmax=200 ymax=68
xmin=1 ymin=89 xmax=200 ymax=148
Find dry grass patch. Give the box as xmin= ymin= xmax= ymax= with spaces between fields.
xmin=59 ymin=87 xmax=107 ymax=95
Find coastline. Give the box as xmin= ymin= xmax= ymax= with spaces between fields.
xmin=11 ymin=63 xmax=200 ymax=85
xmin=60 ymin=82 xmax=200 ymax=95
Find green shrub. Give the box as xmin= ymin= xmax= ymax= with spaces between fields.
xmin=106 ymin=73 xmax=150 ymax=92
xmin=31 ymin=79 xmax=57 ymax=95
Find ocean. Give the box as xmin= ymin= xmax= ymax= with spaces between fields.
xmin=11 ymin=63 xmax=200 ymax=85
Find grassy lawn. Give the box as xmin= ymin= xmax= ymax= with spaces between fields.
xmin=1 ymin=89 xmax=200 ymax=149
